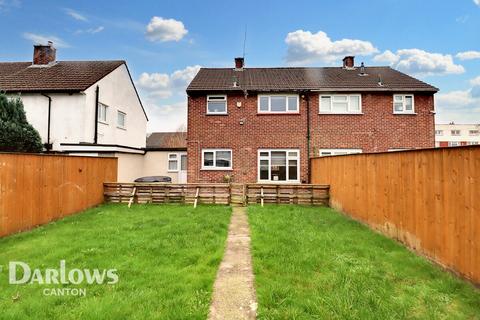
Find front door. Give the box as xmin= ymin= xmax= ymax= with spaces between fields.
xmin=178 ymin=154 xmax=187 ymax=183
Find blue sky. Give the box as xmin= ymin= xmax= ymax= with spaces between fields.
xmin=0 ymin=0 xmax=479 ymax=131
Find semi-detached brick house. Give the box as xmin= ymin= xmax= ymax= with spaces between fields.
xmin=186 ymin=56 xmax=438 ymax=184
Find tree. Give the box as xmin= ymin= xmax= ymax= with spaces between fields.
xmin=0 ymin=93 xmax=43 ymax=153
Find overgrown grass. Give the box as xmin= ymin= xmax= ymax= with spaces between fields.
xmin=248 ymin=205 xmax=480 ymax=319
xmin=0 ymin=204 xmax=231 ymax=320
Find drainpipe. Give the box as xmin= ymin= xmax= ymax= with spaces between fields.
xmin=94 ymin=86 xmax=99 ymax=144
xmin=305 ymin=93 xmax=311 ymax=183
xmin=41 ymin=93 xmax=52 ymax=152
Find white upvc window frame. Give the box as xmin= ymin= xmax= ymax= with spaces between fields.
xmin=435 ymin=130 xmax=443 ymax=136
xmin=168 ymin=153 xmax=179 ymax=172
xmin=319 ymin=149 xmax=363 ymax=157
xmin=449 ymin=141 xmax=460 ymax=147
xmin=97 ymin=102 xmax=108 ymax=123
xmin=257 ymin=149 xmax=300 ymax=183
xmin=257 ymin=94 xmax=300 ymax=114
xmin=469 ymin=130 xmax=479 ymax=136
xmin=319 ymin=94 xmax=362 ymax=114
xmin=467 ymin=141 xmax=479 ymax=145
xmin=388 ymin=148 xmax=410 ymax=152
xmin=201 ymin=149 xmax=232 ymax=170
xmin=207 ymin=95 xmax=228 ymax=115
xmin=393 ymin=94 xmax=415 ymax=114
xmin=451 ymin=130 xmax=461 ymax=136
xmin=117 ymin=110 xmax=126 ymax=129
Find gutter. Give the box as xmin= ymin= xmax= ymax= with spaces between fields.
xmin=41 ymin=93 xmax=52 ymax=152
xmin=94 ymin=86 xmax=99 ymax=144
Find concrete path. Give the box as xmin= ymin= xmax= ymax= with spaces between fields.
xmin=208 ymin=206 xmax=257 ymax=320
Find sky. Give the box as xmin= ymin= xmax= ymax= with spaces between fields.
xmin=0 ymin=0 xmax=479 ymax=132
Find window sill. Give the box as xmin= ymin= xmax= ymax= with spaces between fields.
xmin=257 ymin=180 xmax=301 ymax=184
xmin=117 ymin=126 xmax=126 ymax=130
xmin=318 ymin=112 xmax=363 ymax=115
xmin=98 ymin=121 xmax=108 ymax=125
xmin=393 ymin=112 xmax=417 ymax=115
xmin=257 ymin=112 xmax=300 ymax=115
xmin=167 ymin=170 xmax=179 ymax=173
xmin=206 ymin=113 xmax=228 ymax=116
xmin=201 ymin=168 xmax=233 ymax=171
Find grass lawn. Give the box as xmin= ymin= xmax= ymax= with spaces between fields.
xmin=0 ymin=204 xmax=231 ymax=320
xmin=248 ymin=205 xmax=480 ymax=319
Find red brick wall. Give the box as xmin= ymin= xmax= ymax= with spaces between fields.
xmin=187 ymin=92 xmax=435 ymax=183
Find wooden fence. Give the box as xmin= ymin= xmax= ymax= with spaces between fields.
xmin=0 ymin=153 xmax=117 ymax=237
xmin=104 ymin=182 xmax=330 ymax=206
xmin=311 ymin=146 xmax=480 ymax=284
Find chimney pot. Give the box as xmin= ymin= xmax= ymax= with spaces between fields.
xmin=33 ymin=42 xmax=56 ymax=65
xmin=342 ymin=56 xmax=355 ymax=69
xmin=234 ymin=57 xmax=244 ymax=70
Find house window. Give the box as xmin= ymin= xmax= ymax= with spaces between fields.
xmin=207 ymin=95 xmax=227 ymax=115
xmin=469 ymin=130 xmax=479 ymax=136
xmin=468 ymin=141 xmax=479 ymax=145
xmin=319 ymin=95 xmax=361 ymax=114
xmin=117 ymin=111 xmax=126 ymax=128
xmin=168 ymin=154 xmax=178 ymax=171
xmin=202 ymin=149 xmax=232 ymax=170
xmin=258 ymin=95 xmax=299 ymax=113
xmin=258 ymin=149 xmax=299 ymax=182
xmin=98 ymin=103 xmax=108 ymax=123
xmin=449 ymin=141 xmax=460 ymax=147
xmin=393 ymin=95 xmax=414 ymax=114
xmin=319 ymin=149 xmax=362 ymax=156
xmin=451 ymin=130 xmax=461 ymax=136
xmin=435 ymin=130 xmax=443 ymax=136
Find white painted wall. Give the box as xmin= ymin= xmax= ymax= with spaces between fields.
xmin=84 ymin=64 xmax=147 ymax=149
xmin=11 ymin=92 xmax=87 ymax=150
xmin=9 ymin=63 xmax=147 ymax=152
xmin=116 ymin=153 xmax=145 ymax=182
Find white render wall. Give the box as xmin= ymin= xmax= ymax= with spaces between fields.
xmin=84 ymin=64 xmax=147 ymax=149
xmin=11 ymin=92 xmax=87 ymax=150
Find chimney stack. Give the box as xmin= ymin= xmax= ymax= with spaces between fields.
xmin=234 ymin=57 xmax=244 ymax=70
xmin=342 ymin=56 xmax=355 ymax=69
xmin=33 ymin=41 xmax=56 ymax=65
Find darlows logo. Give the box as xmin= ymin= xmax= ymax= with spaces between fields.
xmin=5 ymin=260 xmax=119 ymax=296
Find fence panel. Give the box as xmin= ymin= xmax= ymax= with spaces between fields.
xmin=310 ymin=146 xmax=480 ymax=284
xmin=0 ymin=153 xmax=117 ymax=237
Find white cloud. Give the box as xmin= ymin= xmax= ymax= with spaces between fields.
xmin=65 ymin=8 xmax=88 ymax=22
xmin=22 ymin=32 xmax=69 ymax=48
xmin=145 ymin=17 xmax=188 ymax=42
xmin=285 ymin=30 xmax=378 ymax=65
xmin=75 ymin=26 xmax=105 ymax=35
xmin=137 ymin=65 xmax=200 ymax=99
xmin=435 ymin=89 xmax=480 ymax=124
xmin=474 ymin=0 xmax=480 ymax=6
xmin=373 ymin=49 xmax=465 ymax=76
xmin=145 ymin=100 xmax=187 ymax=132
xmin=471 ymin=76 xmax=480 ymax=87
xmin=456 ymin=50 xmax=480 ymax=60
xmin=372 ymin=50 xmax=399 ymax=64
xmin=0 ymin=0 xmax=20 ymax=11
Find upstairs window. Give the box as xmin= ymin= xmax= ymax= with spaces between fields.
xmin=258 ymin=95 xmax=299 ymax=113
xmin=319 ymin=95 xmax=361 ymax=114
xmin=98 ymin=103 xmax=108 ymax=123
xmin=469 ymin=130 xmax=479 ymax=136
xmin=117 ymin=111 xmax=126 ymax=129
xmin=202 ymin=149 xmax=232 ymax=170
xmin=435 ymin=130 xmax=443 ymax=136
xmin=451 ymin=130 xmax=461 ymax=136
xmin=393 ymin=95 xmax=414 ymax=114
xmin=207 ymin=95 xmax=227 ymax=115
